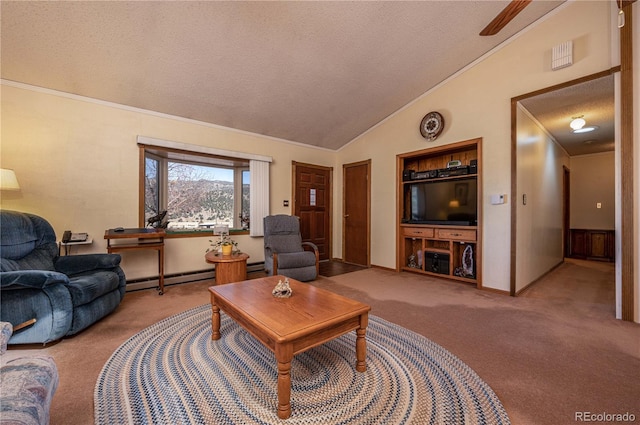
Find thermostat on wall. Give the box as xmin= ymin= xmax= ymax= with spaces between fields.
xmin=490 ymin=194 xmax=507 ymax=205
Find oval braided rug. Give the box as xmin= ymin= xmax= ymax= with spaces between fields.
xmin=94 ymin=304 xmax=510 ymax=424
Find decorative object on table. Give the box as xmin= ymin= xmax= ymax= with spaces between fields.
xmin=207 ymin=225 xmax=237 ymax=256
xmin=95 ymin=305 xmax=511 ymax=424
xmin=454 ymin=245 xmax=475 ymax=278
xmin=272 ymin=277 xmax=292 ymax=298
xmin=239 ymin=212 xmax=250 ymax=230
xmin=408 ymin=253 xmax=418 ymax=269
xmin=419 ymin=111 xmax=445 ymax=141
xmin=462 ymin=245 xmax=474 ymax=277
xmin=146 ymin=210 xmax=168 ymax=228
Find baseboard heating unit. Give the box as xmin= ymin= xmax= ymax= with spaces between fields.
xmin=125 ymin=262 xmax=265 ymax=292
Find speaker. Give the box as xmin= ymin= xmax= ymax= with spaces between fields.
xmin=425 ymin=252 xmax=450 ymax=275
xmin=470 ymin=159 xmax=478 ymax=174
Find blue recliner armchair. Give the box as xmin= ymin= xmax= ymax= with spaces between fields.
xmin=0 ymin=210 xmax=126 ymax=345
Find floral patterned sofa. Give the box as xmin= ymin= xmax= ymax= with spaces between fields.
xmin=0 ymin=321 xmax=58 ymax=424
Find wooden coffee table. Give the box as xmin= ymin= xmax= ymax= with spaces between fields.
xmin=209 ymin=275 xmax=371 ymax=419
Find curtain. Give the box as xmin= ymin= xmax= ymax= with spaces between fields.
xmin=250 ymin=160 xmax=270 ymax=237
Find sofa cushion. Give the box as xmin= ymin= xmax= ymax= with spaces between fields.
xmin=0 ymin=355 xmax=58 ymax=425
xmin=0 ymin=211 xmax=57 ymax=271
xmin=0 ymin=212 xmax=38 ymax=261
xmin=267 ymin=234 xmax=304 ymax=254
xmin=66 ymin=271 xmax=121 ymax=306
xmin=0 ymin=322 xmax=11 ymax=355
xmin=276 ymin=251 xmax=317 ymax=269
xmin=55 ymin=254 xmax=121 ymax=276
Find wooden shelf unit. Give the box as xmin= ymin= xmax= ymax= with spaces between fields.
xmin=396 ymin=138 xmax=482 ymax=287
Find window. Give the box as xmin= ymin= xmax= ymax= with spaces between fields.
xmin=144 ymin=153 xmax=249 ymax=231
xmin=138 ymin=136 xmax=271 ymax=236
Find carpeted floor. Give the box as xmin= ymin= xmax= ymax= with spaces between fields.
xmin=9 ymin=259 xmax=640 ymax=425
xmin=95 ymin=306 xmax=509 ymax=424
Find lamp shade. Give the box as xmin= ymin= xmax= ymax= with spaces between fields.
xmin=570 ymin=117 xmax=586 ymax=131
xmin=0 ymin=169 xmax=20 ymax=191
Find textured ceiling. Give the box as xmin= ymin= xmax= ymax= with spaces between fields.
xmin=519 ymin=75 xmax=615 ymax=156
xmin=1 ymin=1 xmax=572 ymax=151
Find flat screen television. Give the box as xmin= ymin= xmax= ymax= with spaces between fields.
xmin=409 ymin=177 xmax=477 ymax=226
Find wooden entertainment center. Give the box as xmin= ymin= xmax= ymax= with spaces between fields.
xmin=396 ymin=138 xmax=482 ymax=287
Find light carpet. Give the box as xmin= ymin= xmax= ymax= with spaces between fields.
xmin=95 ymin=304 xmax=510 ymax=424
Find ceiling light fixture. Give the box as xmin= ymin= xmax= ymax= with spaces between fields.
xmin=573 ymin=125 xmax=599 ymax=134
xmin=570 ymin=116 xmax=586 ymax=131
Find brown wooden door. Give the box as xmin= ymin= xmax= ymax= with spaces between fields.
xmin=343 ymin=160 xmax=370 ymax=266
xmin=563 ymin=166 xmax=570 ymax=258
xmin=293 ymin=162 xmax=331 ymax=261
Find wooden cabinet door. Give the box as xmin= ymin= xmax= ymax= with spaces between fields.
xmin=568 ymin=229 xmax=614 ymax=262
xmin=570 ymin=230 xmax=588 ymax=258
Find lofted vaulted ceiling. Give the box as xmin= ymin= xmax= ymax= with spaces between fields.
xmin=0 ymin=1 xmax=586 ymax=151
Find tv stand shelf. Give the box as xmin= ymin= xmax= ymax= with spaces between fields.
xmin=396 ymin=138 xmax=482 ymax=287
xmin=401 ymin=223 xmax=477 ymax=280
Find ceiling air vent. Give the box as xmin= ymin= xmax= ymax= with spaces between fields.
xmin=552 ymin=41 xmax=573 ymax=71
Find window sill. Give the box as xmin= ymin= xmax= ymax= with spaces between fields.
xmin=164 ymin=229 xmax=249 ymax=239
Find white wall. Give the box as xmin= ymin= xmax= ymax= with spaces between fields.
xmin=570 ymin=152 xmax=616 ymax=230
xmin=515 ymin=106 xmax=570 ymax=292
xmin=0 ymin=84 xmax=335 ymax=280
xmin=336 ymin=1 xmax=616 ymax=292
xmin=2 ymin=1 xmax=634 ymax=302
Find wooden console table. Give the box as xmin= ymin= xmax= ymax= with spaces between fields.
xmin=205 ymin=251 xmax=250 ymax=285
xmin=104 ymin=228 xmax=166 ymax=294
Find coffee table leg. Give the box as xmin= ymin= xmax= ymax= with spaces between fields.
xmin=356 ymin=313 xmax=368 ymax=372
xmin=276 ymin=343 xmax=293 ymax=419
xmin=211 ymin=301 xmax=221 ymax=341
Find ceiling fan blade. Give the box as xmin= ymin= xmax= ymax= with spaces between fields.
xmin=480 ymin=0 xmax=532 ymax=36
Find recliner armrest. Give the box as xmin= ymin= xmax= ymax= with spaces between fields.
xmin=55 ymin=254 xmax=121 ymax=276
xmin=0 ymin=270 xmax=70 ymax=290
xmin=302 ymin=242 xmax=320 ymax=276
xmin=301 ymin=241 xmax=319 ymax=253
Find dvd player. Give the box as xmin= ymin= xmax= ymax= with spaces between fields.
xmin=411 ymin=170 xmax=438 ymax=180
xmin=437 ymin=165 xmax=469 ymax=178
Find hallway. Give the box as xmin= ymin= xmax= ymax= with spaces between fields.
xmin=519 ymin=258 xmax=616 ymax=316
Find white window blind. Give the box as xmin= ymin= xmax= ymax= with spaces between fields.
xmin=249 ymin=159 xmax=270 ymax=237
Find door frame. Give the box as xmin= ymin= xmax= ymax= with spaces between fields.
xmin=291 ymin=161 xmax=333 ymax=261
xmin=342 ymin=159 xmax=371 ymax=266
xmin=562 ymin=166 xmax=571 ymax=258
xmin=510 ymin=68 xmax=632 ymax=319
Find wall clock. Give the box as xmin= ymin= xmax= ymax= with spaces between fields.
xmin=419 ymin=111 xmax=444 ymax=141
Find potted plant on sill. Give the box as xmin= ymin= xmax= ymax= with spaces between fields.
xmin=207 ymin=235 xmax=238 ymax=256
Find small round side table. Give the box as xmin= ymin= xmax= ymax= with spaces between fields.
xmin=205 ymin=251 xmax=250 ymax=285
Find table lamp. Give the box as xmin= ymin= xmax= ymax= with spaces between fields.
xmin=0 ymin=169 xmax=20 ymax=191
